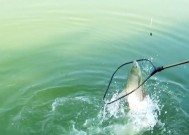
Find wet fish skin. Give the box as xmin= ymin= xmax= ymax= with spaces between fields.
xmin=125 ymin=61 xmax=144 ymax=110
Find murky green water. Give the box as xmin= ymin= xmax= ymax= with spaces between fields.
xmin=0 ymin=0 xmax=189 ymax=135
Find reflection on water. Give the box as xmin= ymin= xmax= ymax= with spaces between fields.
xmin=0 ymin=0 xmax=189 ymax=134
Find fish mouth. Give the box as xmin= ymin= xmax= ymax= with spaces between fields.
xmin=133 ymin=61 xmax=139 ymax=69
xmin=131 ymin=61 xmax=141 ymax=79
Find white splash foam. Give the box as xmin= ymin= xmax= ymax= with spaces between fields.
xmin=105 ymin=93 xmax=121 ymax=117
xmin=101 ymin=92 xmax=126 ymax=121
xmin=51 ymin=96 xmax=91 ymax=111
xmin=103 ymin=94 xmax=161 ymax=135
xmin=51 ymin=97 xmax=66 ymax=111
xmin=71 ymin=124 xmax=87 ymax=135
xmin=75 ymin=96 xmax=91 ymax=104
xmin=127 ymin=95 xmax=160 ymax=132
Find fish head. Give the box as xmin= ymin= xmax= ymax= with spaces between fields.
xmin=130 ymin=61 xmax=141 ymax=76
xmin=127 ymin=61 xmax=142 ymax=86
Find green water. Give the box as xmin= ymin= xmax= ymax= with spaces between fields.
xmin=0 ymin=0 xmax=189 ymax=135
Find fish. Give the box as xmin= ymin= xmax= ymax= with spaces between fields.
xmin=118 ymin=61 xmax=144 ymax=111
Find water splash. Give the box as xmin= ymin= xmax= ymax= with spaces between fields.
xmin=48 ymin=82 xmax=164 ymax=135
xmin=71 ymin=124 xmax=87 ymax=135
xmin=103 ymin=92 xmax=125 ymax=119
xmin=101 ymin=93 xmax=161 ymax=135
xmin=51 ymin=96 xmax=92 ymax=111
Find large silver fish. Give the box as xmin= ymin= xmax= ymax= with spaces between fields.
xmin=119 ymin=61 xmax=144 ymax=111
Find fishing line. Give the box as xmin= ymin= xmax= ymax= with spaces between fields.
xmin=103 ymin=59 xmax=189 ymax=104
xmin=149 ymin=18 xmax=153 ymax=36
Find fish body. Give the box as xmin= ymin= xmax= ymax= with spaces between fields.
xmin=119 ymin=61 xmax=144 ymax=111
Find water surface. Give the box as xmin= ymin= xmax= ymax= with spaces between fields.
xmin=0 ymin=0 xmax=189 ymax=135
